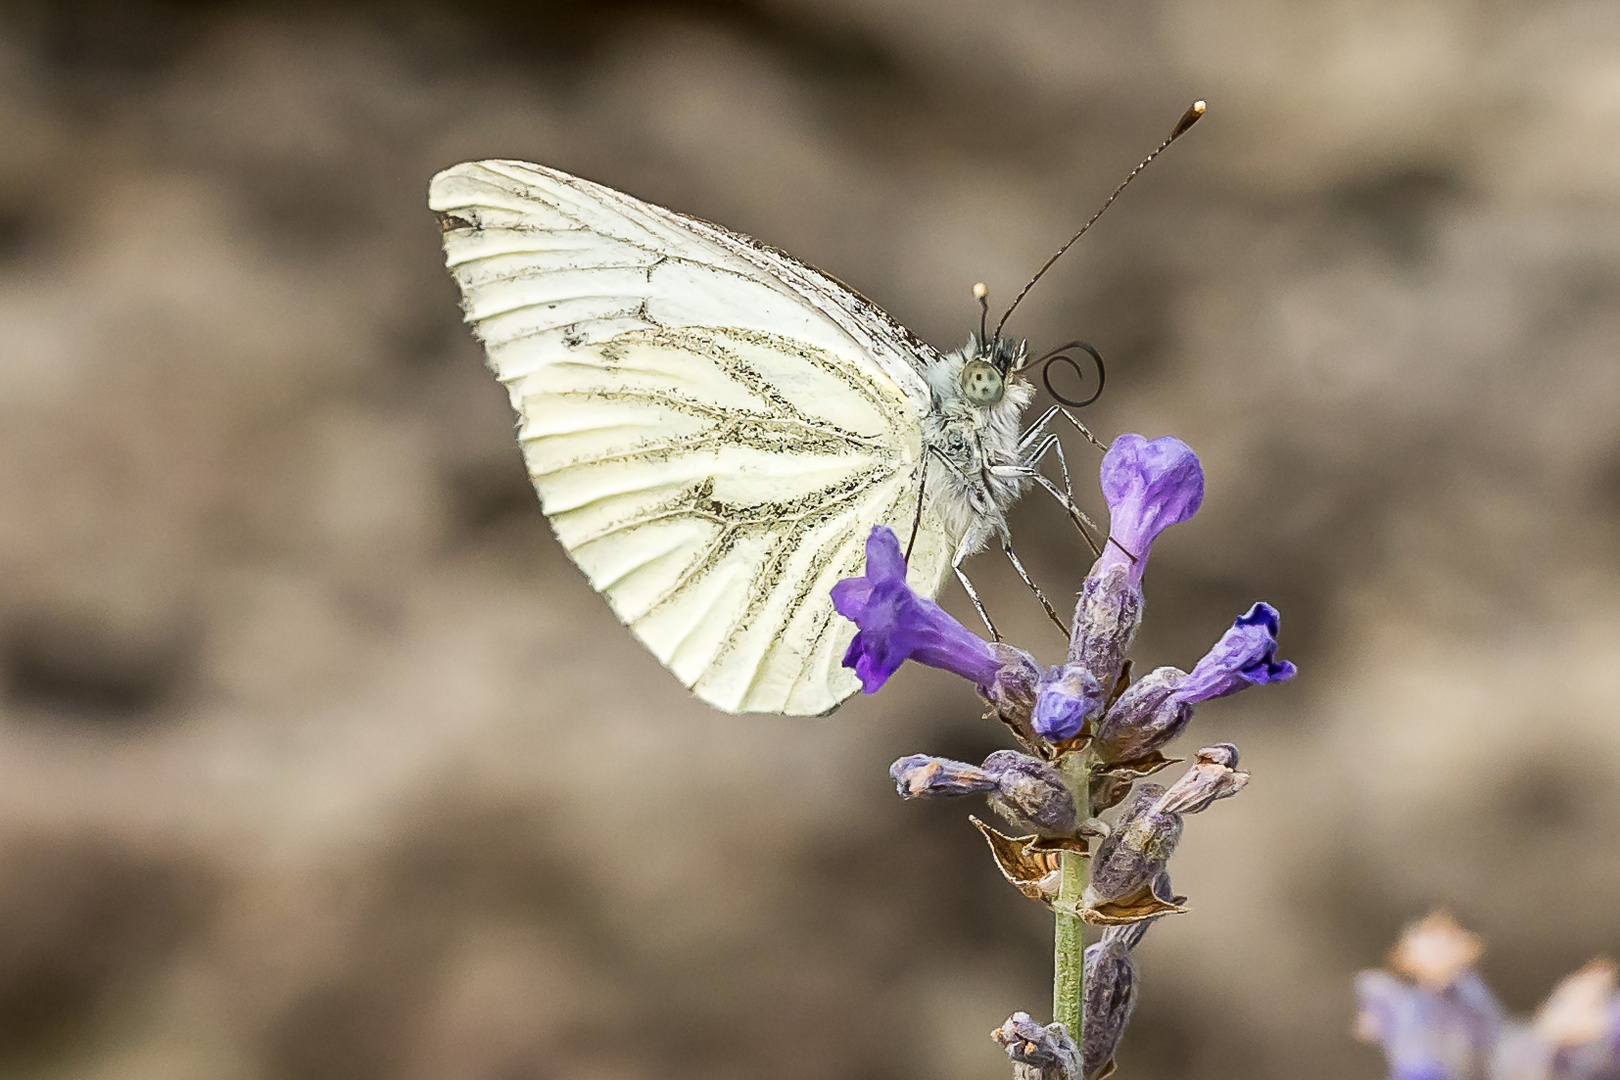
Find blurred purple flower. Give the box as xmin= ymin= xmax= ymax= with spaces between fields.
xmin=1356 ymin=968 xmax=1503 ymax=1080
xmin=832 ymin=526 xmax=1000 ymax=693
xmin=1091 ymin=434 xmax=1204 ymax=587
xmin=1175 ymin=602 xmax=1297 ymax=704
xmin=1508 ymin=959 xmax=1620 ymax=1080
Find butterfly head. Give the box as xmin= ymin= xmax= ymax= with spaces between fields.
xmin=957 ymin=335 xmax=1027 ymax=410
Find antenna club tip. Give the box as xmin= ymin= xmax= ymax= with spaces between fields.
xmin=973 ymin=281 xmax=988 ymax=299
xmin=1170 ymin=100 xmax=1207 ymax=140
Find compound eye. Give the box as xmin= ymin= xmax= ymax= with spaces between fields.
xmin=959 ymin=359 xmax=1005 ymax=406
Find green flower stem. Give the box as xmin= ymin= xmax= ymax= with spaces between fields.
xmin=1053 ymin=751 xmax=1092 ymax=1040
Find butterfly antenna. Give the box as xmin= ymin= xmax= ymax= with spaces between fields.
xmin=992 ymin=100 xmax=1206 ymax=340
xmin=974 ymin=281 xmax=990 ymax=343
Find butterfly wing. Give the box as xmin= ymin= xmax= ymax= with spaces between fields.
xmin=430 ymin=160 xmax=957 ymax=715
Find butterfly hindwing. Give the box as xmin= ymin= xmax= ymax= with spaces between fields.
xmin=430 ymin=160 xmax=956 ymax=714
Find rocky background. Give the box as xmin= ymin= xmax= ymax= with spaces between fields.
xmin=0 ymin=1 xmax=1617 ymax=1077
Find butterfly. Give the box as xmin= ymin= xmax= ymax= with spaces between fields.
xmin=428 ymin=104 xmax=1200 ymax=716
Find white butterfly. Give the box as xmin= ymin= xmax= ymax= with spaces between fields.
xmin=426 ymin=129 xmax=1197 ymax=713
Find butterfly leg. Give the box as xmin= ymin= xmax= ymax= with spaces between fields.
xmin=1006 ymin=438 xmax=1104 ymax=558
xmin=1016 ymin=405 xmax=1060 ymax=454
xmin=951 ymin=539 xmax=1001 ymax=642
xmin=1016 ymin=408 xmax=1105 ymax=543
xmin=1019 ymin=404 xmax=1108 ymax=455
xmin=904 ymin=457 xmax=929 ymax=562
xmin=1027 ymin=433 xmax=1104 ymax=534
xmin=1003 ymin=540 xmax=1068 ymax=635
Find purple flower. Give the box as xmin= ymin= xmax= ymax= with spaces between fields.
xmin=1091 ymin=604 xmax=1295 ymax=763
xmin=1032 ymin=663 xmax=1105 ymax=742
xmin=832 ymin=527 xmax=1000 ymax=693
xmin=1091 ymin=434 xmax=1205 ymax=587
xmin=1513 ymin=960 xmax=1620 ymax=1080
xmin=1175 ymin=602 xmax=1297 ymax=704
xmin=1358 ymin=918 xmax=1620 ymax=1080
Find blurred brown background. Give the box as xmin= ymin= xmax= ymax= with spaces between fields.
xmin=0 ymin=1 xmax=1617 ymax=1077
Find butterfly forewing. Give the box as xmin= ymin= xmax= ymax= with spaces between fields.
xmin=431 ymin=160 xmax=955 ymax=714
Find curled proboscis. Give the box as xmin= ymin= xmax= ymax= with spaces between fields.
xmin=1035 ymin=340 xmax=1106 ymax=408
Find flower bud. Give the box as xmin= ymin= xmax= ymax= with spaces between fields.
xmin=981 ymin=750 xmax=1079 ymax=838
xmin=891 ymin=752 xmax=1078 ymax=841
xmin=1083 ymin=785 xmax=1183 ymax=915
xmin=1082 ymin=934 xmax=1135 ymax=1078
xmin=1079 ymin=897 xmax=1168 ymax=1079
xmin=993 ymin=1012 xmax=1081 ymax=1080
xmin=1154 ymin=744 xmax=1249 ymax=814
xmin=1067 ymin=563 xmax=1142 ymax=703
xmin=985 ymin=642 xmax=1047 ymax=746
xmin=1032 ymin=663 xmax=1105 ymax=743
xmin=889 ymin=754 xmax=997 ymax=799
xmin=1091 ymin=667 xmax=1190 ymax=765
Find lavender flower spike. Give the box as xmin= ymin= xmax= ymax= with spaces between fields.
xmin=1175 ymin=602 xmax=1297 ymax=704
xmin=1091 ymin=434 xmax=1205 ymax=587
xmin=832 ymin=526 xmax=1001 ymax=693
